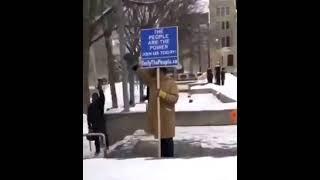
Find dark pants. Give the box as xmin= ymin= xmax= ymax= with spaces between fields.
xmin=161 ymin=138 xmax=174 ymax=157
xmin=94 ymin=136 xmax=101 ymax=153
xmin=215 ymin=76 xmax=221 ymax=85
xmin=93 ymin=132 xmax=109 ymax=154
xmin=222 ymin=79 xmax=225 ymax=85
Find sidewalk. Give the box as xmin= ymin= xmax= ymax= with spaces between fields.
xmin=106 ymin=126 xmax=237 ymax=158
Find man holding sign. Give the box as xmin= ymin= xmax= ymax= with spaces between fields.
xmin=139 ymin=66 xmax=178 ymax=158
xmin=124 ymin=56 xmax=179 ymax=158
xmin=124 ymin=26 xmax=179 ymax=158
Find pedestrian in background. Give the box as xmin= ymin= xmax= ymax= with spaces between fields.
xmin=87 ymin=80 xmax=109 ymax=155
xmin=215 ymin=65 xmax=221 ymax=85
xmin=207 ymin=68 xmax=213 ymax=83
xmin=221 ymin=68 xmax=226 ymax=86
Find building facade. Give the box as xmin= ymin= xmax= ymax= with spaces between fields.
xmin=209 ymin=0 xmax=237 ymax=72
xmin=180 ymin=13 xmax=210 ymax=74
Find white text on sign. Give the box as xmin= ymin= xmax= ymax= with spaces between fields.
xmin=145 ymin=29 xmax=172 ymax=54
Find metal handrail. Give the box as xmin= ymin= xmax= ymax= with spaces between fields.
xmin=83 ymin=133 xmax=107 ymax=158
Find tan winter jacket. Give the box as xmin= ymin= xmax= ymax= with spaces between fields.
xmin=137 ymin=68 xmax=179 ymax=139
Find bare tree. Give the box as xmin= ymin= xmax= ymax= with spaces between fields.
xmin=103 ymin=25 xmax=118 ymax=108
xmin=122 ymin=0 xmax=165 ymax=104
xmin=84 ymin=0 xmax=200 ymax=112
xmin=122 ymin=0 xmax=198 ymax=102
xmin=116 ymin=0 xmax=130 ymax=111
xmin=83 ymin=0 xmax=90 ymax=114
xmin=84 ymin=0 xmax=117 ymax=113
xmin=88 ymin=0 xmax=121 ymax=109
xmin=84 ymin=0 xmax=105 ymax=114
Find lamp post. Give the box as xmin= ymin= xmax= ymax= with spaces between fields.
xmin=213 ymin=38 xmax=219 ymax=67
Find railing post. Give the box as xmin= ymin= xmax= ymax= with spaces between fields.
xmin=83 ymin=133 xmax=107 ymax=158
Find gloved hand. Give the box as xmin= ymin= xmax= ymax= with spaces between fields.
xmin=157 ymin=89 xmax=167 ymax=99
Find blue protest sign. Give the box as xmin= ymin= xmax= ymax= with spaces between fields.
xmin=141 ymin=26 xmax=179 ymax=68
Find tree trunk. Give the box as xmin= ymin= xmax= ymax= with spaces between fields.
xmin=90 ymin=47 xmax=98 ymax=86
xmin=104 ymin=30 xmax=118 ymax=108
xmin=178 ymin=43 xmax=183 ymax=75
xmin=190 ymin=45 xmax=194 ymax=73
xmin=117 ymin=0 xmax=129 ymax=112
xmin=128 ymin=70 xmax=135 ymax=106
xmin=139 ymin=81 xmax=144 ymax=102
xmin=83 ymin=0 xmax=90 ymax=114
xmin=198 ymin=40 xmax=202 ymax=72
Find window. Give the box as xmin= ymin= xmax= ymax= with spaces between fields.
xmin=226 ymin=36 xmax=230 ymax=47
xmin=179 ymin=74 xmax=187 ymax=80
xmin=228 ymin=54 xmax=234 ymax=66
xmin=226 ymin=21 xmax=229 ymax=29
xmin=217 ymin=8 xmax=220 ymax=16
xmin=221 ymin=7 xmax=225 ymax=16
xmin=222 ymin=22 xmax=225 ymax=29
xmin=226 ymin=7 xmax=230 ymax=15
xmin=222 ymin=37 xmax=226 ymax=47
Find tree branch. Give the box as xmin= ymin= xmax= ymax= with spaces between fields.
xmin=90 ymin=33 xmax=105 ymax=46
xmin=90 ymin=7 xmax=114 ymax=39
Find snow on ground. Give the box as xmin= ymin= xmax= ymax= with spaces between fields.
xmin=83 ymin=156 xmax=237 ymax=180
xmin=102 ymin=82 xmax=146 ymax=111
xmin=175 ymin=92 xmax=236 ymax=111
xmin=105 ymin=126 xmax=237 ymax=158
xmin=191 ymin=73 xmax=237 ymax=101
xmin=83 ymin=125 xmax=237 ymax=180
xmin=105 ymin=91 xmax=236 ymax=113
xmin=104 ymin=90 xmax=236 ymax=113
xmin=83 ymin=126 xmax=237 ymax=159
xmin=178 ymin=93 xmax=221 ymax=104
xmin=175 ymin=126 xmax=237 ymax=149
xmin=88 ymin=73 xmax=236 ymax=113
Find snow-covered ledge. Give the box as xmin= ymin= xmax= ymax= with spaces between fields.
xmin=88 ymin=74 xmax=237 ymax=146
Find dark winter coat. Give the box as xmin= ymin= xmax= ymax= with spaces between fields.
xmin=145 ymin=87 xmax=150 ymax=100
xmin=215 ymin=66 xmax=221 ymax=84
xmin=221 ymin=70 xmax=226 ymax=80
xmin=207 ymin=69 xmax=213 ymax=83
xmin=87 ymin=88 xmax=105 ymax=133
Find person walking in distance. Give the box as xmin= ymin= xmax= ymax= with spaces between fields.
xmin=221 ymin=68 xmax=226 ymax=86
xmin=87 ymin=79 xmax=109 ymax=155
xmin=207 ymin=68 xmax=213 ymax=83
xmin=215 ymin=65 xmax=221 ymax=85
xmin=124 ymin=53 xmax=179 ymax=157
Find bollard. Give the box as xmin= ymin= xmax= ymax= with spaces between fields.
xmin=231 ymin=110 xmax=237 ymax=124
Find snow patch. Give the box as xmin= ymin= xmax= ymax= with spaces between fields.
xmin=191 ymin=73 xmax=237 ymax=101
xmin=100 ymin=73 xmax=236 ymax=113
xmin=83 ymin=114 xmax=88 ymax=134
xmin=83 ymin=157 xmax=237 ymax=180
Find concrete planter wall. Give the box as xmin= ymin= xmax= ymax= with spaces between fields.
xmin=189 ymin=88 xmax=236 ymax=103
xmin=104 ymin=83 xmax=236 ymax=146
xmin=105 ymin=108 xmax=234 ymax=146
